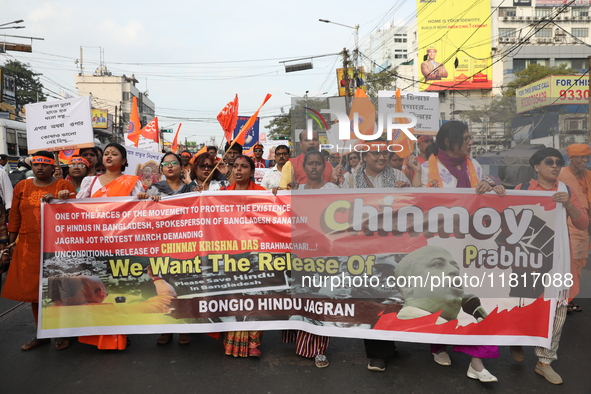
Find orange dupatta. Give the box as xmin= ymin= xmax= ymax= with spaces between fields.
xmin=92 ymin=175 xmax=141 ymax=197
xmin=224 ymin=181 xmax=266 ymax=191
xmin=426 ymin=155 xmax=478 ymax=188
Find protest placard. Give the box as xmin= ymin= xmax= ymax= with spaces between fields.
xmin=25 ymin=96 xmax=95 ymax=153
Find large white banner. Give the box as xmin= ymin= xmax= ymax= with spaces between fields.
xmin=25 ymin=96 xmax=95 ymax=153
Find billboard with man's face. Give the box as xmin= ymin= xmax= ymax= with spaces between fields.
xmin=417 ymin=0 xmax=493 ymax=91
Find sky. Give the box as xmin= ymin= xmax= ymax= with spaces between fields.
xmin=1 ymin=0 xmax=415 ymax=146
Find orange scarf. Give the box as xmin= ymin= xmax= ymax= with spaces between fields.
xmin=92 ymin=175 xmax=141 ymax=197
xmin=426 ymin=155 xmax=478 ymax=188
xmin=224 ymin=181 xmax=265 ymax=191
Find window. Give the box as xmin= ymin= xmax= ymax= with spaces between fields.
xmin=6 ymin=129 xmax=16 ymax=155
xmin=500 ymin=7 xmax=516 ymax=17
xmin=17 ymin=134 xmax=27 ymax=156
xmin=394 ymin=54 xmax=406 ymax=59
xmin=573 ymin=7 xmax=589 ymax=17
xmin=572 ymin=28 xmax=589 ymax=37
xmin=535 ymin=28 xmax=552 ymax=37
xmin=513 ymin=59 xmax=549 ymax=72
xmin=535 ymin=8 xmax=552 ymax=17
xmin=499 ymin=28 xmax=516 ymax=38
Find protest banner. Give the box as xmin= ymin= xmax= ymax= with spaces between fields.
xmin=39 ymin=189 xmax=568 ymax=348
xmin=25 ymin=96 xmax=95 ymax=153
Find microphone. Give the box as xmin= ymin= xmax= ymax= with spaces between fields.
xmin=462 ymin=294 xmax=488 ymax=322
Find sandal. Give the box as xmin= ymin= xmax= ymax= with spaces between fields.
xmin=21 ymin=338 xmax=50 ymax=351
xmin=157 ymin=333 xmax=172 ymax=345
xmin=55 ymin=338 xmax=70 ymax=350
xmin=315 ymin=354 xmax=329 ymax=368
xmin=249 ymin=348 xmax=262 ymax=357
xmin=178 ymin=333 xmax=191 ymax=345
xmin=567 ymin=302 xmax=582 ymax=312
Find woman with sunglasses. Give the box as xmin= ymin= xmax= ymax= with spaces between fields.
xmin=511 ymin=147 xmax=587 ymax=385
xmin=139 ymin=153 xmax=192 ymax=203
xmin=411 ymin=121 xmax=504 ymax=382
xmin=66 ymin=155 xmax=90 ymax=192
xmin=188 ymin=153 xmax=229 ymax=192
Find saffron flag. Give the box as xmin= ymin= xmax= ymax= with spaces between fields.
xmin=217 ymin=94 xmax=239 ymax=143
xmin=190 ymin=145 xmax=208 ymax=164
xmin=138 ymin=117 xmax=160 ymax=152
xmin=141 ymin=117 xmax=159 ymax=142
xmin=232 ymin=94 xmax=272 ymax=146
xmin=390 ymin=89 xmax=415 ymax=158
xmin=59 ymin=149 xmax=79 ymax=165
xmin=171 ymin=123 xmax=182 ymax=153
xmin=349 ymin=88 xmax=376 ymax=142
xmin=125 ymin=97 xmax=141 ymax=148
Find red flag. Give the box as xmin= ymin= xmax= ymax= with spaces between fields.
xmin=171 ymin=123 xmax=182 ymax=153
xmin=141 ymin=117 xmax=159 ymax=143
xmin=126 ymin=96 xmax=141 ymax=147
xmin=217 ymin=94 xmax=239 ymax=143
xmin=233 ymin=94 xmax=272 ymax=146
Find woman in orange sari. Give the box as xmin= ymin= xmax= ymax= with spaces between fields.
xmin=71 ymin=143 xmax=145 ymax=350
xmin=221 ymin=155 xmax=265 ymax=357
xmin=77 ymin=143 xmax=143 ymax=198
xmin=2 ymin=151 xmax=76 ymax=350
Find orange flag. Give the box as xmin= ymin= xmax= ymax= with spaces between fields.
xmin=141 ymin=117 xmax=159 ymax=143
xmin=190 ymin=145 xmax=208 ymax=163
xmin=171 ymin=123 xmax=182 ymax=153
xmin=59 ymin=149 xmax=79 ymax=165
xmin=126 ymin=96 xmax=141 ymax=147
xmin=217 ymin=94 xmax=239 ymax=143
xmin=232 ymin=94 xmax=272 ymax=146
xmin=390 ymin=89 xmax=415 ymax=158
xmin=348 ymin=88 xmax=376 ymax=141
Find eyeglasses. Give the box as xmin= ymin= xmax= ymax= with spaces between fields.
xmin=254 ymin=149 xmax=263 ymax=153
xmin=68 ymin=164 xmax=87 ymax=169
xmin=368 ymin=151 xmax=389 ymax=158
xmin=573 ymin=156 xmax=590 ymax=161
xmin=161 ymin=160 xmax=180 ymax=167
xmin=198 ymin=164 xmax=214 ymax=170
xmin=543 ymin=158 xmax=565 ymax=167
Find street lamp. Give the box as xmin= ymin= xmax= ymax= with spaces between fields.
xmin=0 ymin=19 xmax=25 ymax=29
xmin=319 ymin=19 xmax=359 ymax=66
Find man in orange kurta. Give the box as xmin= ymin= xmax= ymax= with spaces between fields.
xmin=557 ymin=143 xmax=591 ymax=310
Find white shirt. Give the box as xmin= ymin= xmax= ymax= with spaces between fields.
xmin=0 ymin=167 xmax=13 ymax=209
xmin=260 ymin=164 xmax=283 ymax=190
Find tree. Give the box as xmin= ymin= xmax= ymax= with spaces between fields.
xmin=265 ymin=97 xmax=329 ymax=141
xmin=1 ymin=59 xmax=46 ymax=112
xmin=503 ymin=63 xmax=573 ymax=97
xmin=364 ymin=67 xmax=399 ymax=105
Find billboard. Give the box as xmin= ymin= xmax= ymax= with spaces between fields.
xmin=516 ymin=75 xmax=589 ymax=113
xmin=1 ymin=70 xmax=17 ymax=106
xmin=416 ymin=0 xmax=492 ymax=91
xmin=91 ymin=109 xmax=108 ymax=129
xmin=336 ymin=67 xmax=367 ymax=96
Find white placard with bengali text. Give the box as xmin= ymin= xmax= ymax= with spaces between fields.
xmin=25 ymin=96 xmax=95 ymax=153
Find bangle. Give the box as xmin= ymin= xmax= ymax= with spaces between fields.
xmin=153 ymin=277 xmax=163 ymax=281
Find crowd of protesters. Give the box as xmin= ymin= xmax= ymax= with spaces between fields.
xmin=0 ymin=120 xmax=588 ymax=385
